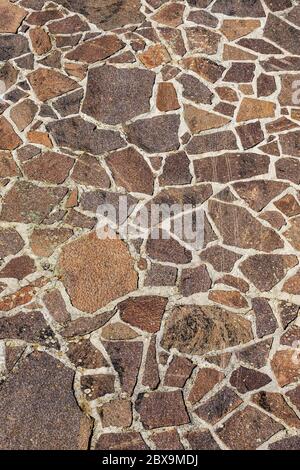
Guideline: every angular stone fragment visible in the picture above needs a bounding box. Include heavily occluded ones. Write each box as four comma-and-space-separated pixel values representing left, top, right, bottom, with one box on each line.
220, 19, 261, 41
195, 386, 242, 425
216, 274, 249, 293
265, 0, 292, 11
22, 151, 74, 184
180, 265, 211, 296
136, 390, 189, 429
30, 228, 73, 257
194, 153, 269, 183
103, 341, 143, 395
95, 432, 148, 450
81, 374, 114, 400
124, 115, 180, 153
186, 27, 220, 54
48, 15, 89, 34
0, 35, 29, 60
119, 296, 167, 333
156, 82, 179, 112
200, 245, 241, 272
188, 368, 224, 404
209, 290, 248, 309
278, 301, 299, 329
99, 399, 132, 428
187, 131, 237, 154
146, 234, 192, 264
209, 200, 283, 252
152, 3, 184, 27
184, 105, 230, 133
264, 13, 300, 55
28, 69, 79, 102
236, 122, 264, 150
177, 74, 213, 104
185, 430, 220, 450
0, 181, 67, 224
286, 386, 300, 412
47, 117, 125, 155
29, 27, 51, 55
164, 356, 195, 388
53, 89, 84, 117
275, 194, 300, 217
280, 325, 300, 346
65, 35, 124, 63
101, 322, 139, 341
223, 44, 257, 62
182, 57, 225, 83
107, 147, 154, 194
257, 73, 276, 98
212, 0, 265, 16
224, 63, 255, 83
0, 117, 21, 150
252, 298, 278, 338
269, 436, 300, 450
188, 9, 218, 28
237, 38, 282, 55
282, 272, 300, 295
43, 289, 70, 324
10, 99, 38, 132
230, 366, 271, 393
233, 180, 288, 212
71, 154, 110, 188
58, 232, 137, 313
0, 255, 35, 280
145, 264, 177, 287
138, 44, 170, 68
0, 0, 27, 33
67, 338, 107, 369
237, 98, 275, 122
142, 335, 160, 390
217, 406, 283, 450
159, 151, 191, 186
0, 352, 91, 449
276, 158, 300, 185
0, 228, 24, 259
83, 65, 154, 125
240, 254, 298, 291
151, 430, 183, 450
158, 27, 186, 56
236, 339, 272, 369
61, 310, 114, 338
0, 151, 19, 178
161, 305, 253, 356
272, 350, 300, 387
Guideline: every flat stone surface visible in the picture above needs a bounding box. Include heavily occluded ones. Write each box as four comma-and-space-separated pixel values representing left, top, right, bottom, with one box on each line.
119, 296, 167, 333
136, 391, 189, 429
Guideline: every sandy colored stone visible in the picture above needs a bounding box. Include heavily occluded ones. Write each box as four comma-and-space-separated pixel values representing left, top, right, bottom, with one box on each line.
237, 98, 275, 122
272, 350, 300, 387
0, 117, 21, 150
27, 131, 52, 148
223, 44, 257, 61
29, 27, 51, 55
142, 335, 160, 390
156, 82, 179, 112
188, 368, 224, 404
101, 322, 139, 340
184, 105, 230, 133
28, 68, 79, 101
220, 19, 261, 40
0, 0, 27, 33
119, 296, 167, 333
99, 399, 132, 428
58, 232, 137, 313
138, 44, 170, 68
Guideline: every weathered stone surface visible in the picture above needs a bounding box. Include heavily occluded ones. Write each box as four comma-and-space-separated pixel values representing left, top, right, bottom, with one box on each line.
164, 356, 195, 388
186, 26, 220, 54
67, 338, 107, 369
29, 27, 51, 55
200, 245, 241, 272
233, 180, 287, 212
216, 274, 249, 293
156, 82, 179, 112
241, 254, 298, 291
257, 73, 276, 98
31, 228, 72, 257
28, 69, 79, 101
252, 298, 278, 338
253, 391, 300, 429
22, 151, 74, 184
53, 89, 84, 117
179, 265, 211, 296
187, 131, 237, 155
184, 105, 230, 133
161, 305, 253, 356
264, 13, 300, 55
83, 65, 154, 125
195, 386, 242, 425
0, 0, 27, 33
101, 322, 139, 340
43, 289, 70, 324
209, 200, 283, 252
286, 385, 300, 412
209, 290, 248, 309
142, 335, 160, 390
99, 399, 132, 428
230, 366, 271, 393
182, 57, 225, 83
0, 151, 19, 178
146, 234, 192, 264
158, 28, 186, 56
103, 341, 143, 394
10, 99, 38, 132
47, 117, 125, 155
58, 232, 137, 313
283, 271, 300, 295
220, 19, 261, 41
136, 390, 189, 429
0, 255, 35, 280
119, 296, 167, 333
125, 115, 180, 154
95, 432, 148, 450
177, 74, 213, 104
280, 325, 300, 346
265, 0, 292, 11
0, 35, 29, 60
152, 2, 184, 27
217, 406, 283, 450
151, 430, 184, 450
0, 181, 67, 223
145, 264, 177, 287
107, 147, 154, 194
224, 63, 255, 83
0, 352, 91, 449
188, 368, 224, 404
81, 374, 115, 400
0, 117, 21, 150
71, 154, 110, 188
237, 98, 275, 122
188, 9, 218, 28
159, 151, 191, 186
278, 301, 299, 329
61, 310, 114, 338
275, 194, 300, 218
138, 44, 170, 68
236, 339, 272, 369
272, 350, 300, 387
185, 430, 220, 450
269, 436, 300, 450
236, 122, 264, 150
0, 228, 24, 259
194, 153, 269, 183
276, 158, 300, 185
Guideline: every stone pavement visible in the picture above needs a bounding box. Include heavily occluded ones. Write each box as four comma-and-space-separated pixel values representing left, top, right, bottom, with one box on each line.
0, 0, 300, 450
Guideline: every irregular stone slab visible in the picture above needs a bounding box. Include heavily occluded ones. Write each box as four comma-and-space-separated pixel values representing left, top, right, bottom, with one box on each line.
240, 254, 298, 291
187, 131, 237, 154
142, 335, 160, 389
161, 305, 253, 356
237, 38, 282, 54
66, 35, 124, 63
106, 147, 154, 194
81, 374, 114, 400
217, 406, 283, 450
47, 117, 126, 155
230, 366, 271, 393
0, 352, 91, 449
188, 368, 224, 404
272, 350, 300, 387
30, 228, 73, 257
119, 296, 167, 333
124, 115, 180, 153
194, 153, 269, 183
22, 151, 74, 184
95, 432, 148, 450
53, 89, 84, 117
177, 74, 213, 104
209, 200, 283, 252
28, 69, 79, 102
223, 44, 257, 61
0, 255, 35, 280
67, 338, 107, 369
151, 430, 184, 450
71, 154, 110, 188
236, 121, 264, 150
62, 310, 114, 338
0, 35, 29, 60
209, 290, 248, 309
253, 391, 300, 429
261, 56, 300, 72
145, 264, 177, 287
195, 386, 242, 424
275, 194, 300, 218
220, 19, 261, 41
83, 65, 154, 125
138, 44, 170, 68
146, 234, 192, 264
99, 398, 132, 428
237, 97, 275, 122
152, 2, 184, 27
276, 158, 300, 185
10, 99, 38, 131
101, 322, 139, 341
179, 265, 211, 296
279, 130, 300, 157
156, 82, 179, 112
103, 341, 143, 394
224, 63, 255, 83
236, 339, 272, 369
264, 13, 300, 55
269, 436, 300, 450
232, 180, 288, 212
136, 391, 189, 429
283, 272, 300, 295
29, 27, 51, 55
257, 73, 276, 98
186, 26, 221, 54
185, 430, 220, 450
181, 57, 225, 83
164, 356, 195, 388
58, 232, 137, 313
278, 301, 299, 330
0, 228, 24, 259
200, 245, 241, 272
54, 0, 144, 30
43, 289, 70, 324
212, 0, 265, 17
0, 0, 27, 33
159, 151, 192, 186
0, 181, 67, 224
0, 117, 22, 150
252, 297, 278, 338
184, 105, 230, 133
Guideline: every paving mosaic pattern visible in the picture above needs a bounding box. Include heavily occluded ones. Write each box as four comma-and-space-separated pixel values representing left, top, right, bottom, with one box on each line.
0, 0, 300, 450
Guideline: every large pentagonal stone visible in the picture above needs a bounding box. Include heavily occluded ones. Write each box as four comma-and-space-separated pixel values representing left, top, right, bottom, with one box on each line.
0, 351, 91, 450
57, 232, 137, 313
82, 65, 155, 125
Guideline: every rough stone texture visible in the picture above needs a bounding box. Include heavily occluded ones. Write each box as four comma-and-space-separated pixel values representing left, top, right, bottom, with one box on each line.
230, 366, 271, 393
136, 391, 189, 429
119, 296, 167, 333
179, 265, 211, 296
195, 386, 242, 424
28, 69, 79, 101
188, 368, 225, 404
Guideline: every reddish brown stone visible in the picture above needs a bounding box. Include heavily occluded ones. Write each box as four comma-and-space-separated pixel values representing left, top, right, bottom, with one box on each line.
252, 298, 278, 338
217, 406, 283, 450
156, 82, 179, 112
64, 210, 96, 230
48, 15, 89, 34
187, 131, 237, 155
240, 254, 298, 291
0, 117, 21, 150
43, 289, 70, 324
257, 73, 276, 97
213, 0, 265, 16
152, 3, 184, 27
272, 350, 300, 387
138, 44, 170, 68
188, 9, 218, 28
30, 228, 72, 257
253, 391, 300, 429
195, 386, 242, 425
101, 322, 139, 341
236, 122, 264, 150
186, 26, 220, 54
95, 432, 148, 450
22, 151, 74, 184
158, 27, 186, 56
276, 158, 300, 185
145, 264, 177, 287
0, 255, 35, 280
28, 69, 79, 102
177, 74, 213, 105
223, 44, 257, 61
214, 101, 236, 117
182, 57, 225, 83
260, 211, 286, 230
29, 27, 51, 55
146, 234, 192, 264
220, 19, 261, 40
150, 430, 183, 450
216, 275, 249, 293
184, 105, 230, 134
27, 130, 52, 148
188, 368, 224, 404
65, 35, 124, 63
159, 151, 192, 186
0, 228, 24, 259
278, 301, 299, 329
237, 97, 275, 122
10, 99, 38, 132
136, 390, 189, 429
269, 436, 300, 450
142, 335, 160, 390
99, 399, 132, 428
286, 386, 300, 412
67, 339, 107, 369
200, 245, 241, 273
224, 63, 255, 83
265, 0, 292, 11
281, 325, 300, 346
264, 13, 300, 55
71, 154, 110, 188
283, 271, 300, 295
61, 311, 114, 338
179, 265, 211, 296
107, 147, 154, 194
164, 356, 195, 388
81, 374, 114, 400
0, 152, 19, 178
194, 153, 269, 183
58, 233, 137, 314
230, 366, 271, 393
103, 341, 143, 394
275, 194, 300, 217
209, 290, 248, 309
119, 296, 167, 333
209, 200, 283, 252
236, 339, 272, 369
53, 89, 84, 117
185, 430, 220, 450
161, 305, 253, 356
233, 180, 288, 212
